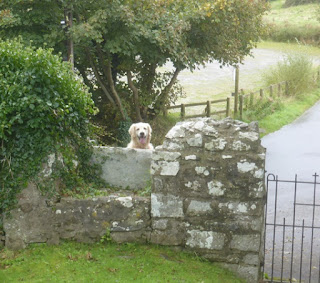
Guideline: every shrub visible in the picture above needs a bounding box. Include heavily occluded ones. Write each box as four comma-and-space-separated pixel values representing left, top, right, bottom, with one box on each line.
262, 53, 315, 96
0, 39, 100, 213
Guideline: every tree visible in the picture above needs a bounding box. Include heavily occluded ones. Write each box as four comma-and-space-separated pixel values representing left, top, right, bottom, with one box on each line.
0, 0, 268, 125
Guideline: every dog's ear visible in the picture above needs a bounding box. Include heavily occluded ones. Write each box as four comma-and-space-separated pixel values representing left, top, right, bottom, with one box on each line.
128, 124, 135, 137
146, 123, 152, 144
147, 123, 152, 134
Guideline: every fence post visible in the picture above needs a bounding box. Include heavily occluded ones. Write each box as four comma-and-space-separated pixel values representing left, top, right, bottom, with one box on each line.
206, 101, 211, 117
270, 85, 273, 98
226, 97, 230, 117
285, 81, 289, 96
234, 65, 239, 117
181, 104, 185, 120
260, 89, 264, 98
239, 95, 243, 120
278, 83, 281, 97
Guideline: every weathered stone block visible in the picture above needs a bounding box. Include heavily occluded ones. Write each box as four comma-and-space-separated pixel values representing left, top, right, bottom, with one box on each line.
151, 193, 184, 218
230, 234, 261, 252
186, 230, 225, 250
186, 200, 212, 216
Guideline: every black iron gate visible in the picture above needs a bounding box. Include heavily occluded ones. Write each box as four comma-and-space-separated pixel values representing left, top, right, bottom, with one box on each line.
264, 174, 320, 282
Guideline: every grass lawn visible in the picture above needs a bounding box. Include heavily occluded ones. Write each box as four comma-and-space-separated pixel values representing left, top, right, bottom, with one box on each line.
0, 241, 245, 283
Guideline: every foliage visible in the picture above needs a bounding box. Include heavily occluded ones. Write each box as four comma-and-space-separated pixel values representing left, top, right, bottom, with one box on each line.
249, 88, 320, 136
0, 39, 101, 213
263, 1, 320, 44
243, 97, 284, 121
0, 241, 245, 282
262, 53, 315, 96
284, 0, 318, 7
0, 0, 268, 131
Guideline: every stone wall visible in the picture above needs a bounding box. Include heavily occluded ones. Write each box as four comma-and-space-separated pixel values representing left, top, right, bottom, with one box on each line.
92, 146, 153, 190
2, 117, 266, 283
150, 118, 266, 282
4, 183, 151, 250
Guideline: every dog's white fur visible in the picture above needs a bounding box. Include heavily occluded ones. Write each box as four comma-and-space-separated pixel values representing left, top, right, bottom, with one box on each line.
127, 122, 154, 150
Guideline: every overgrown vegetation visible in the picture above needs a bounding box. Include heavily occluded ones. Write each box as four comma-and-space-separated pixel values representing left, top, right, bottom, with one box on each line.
242, 51, 320, 134
0, 241, 245, 282
0, 0, 268, 145
0, 39, 103, 214
284, 0, 318, 7
262, 53, 316, 96
264, 0, 320, 44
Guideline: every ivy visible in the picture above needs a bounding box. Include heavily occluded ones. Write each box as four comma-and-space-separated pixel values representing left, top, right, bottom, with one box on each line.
0, 39, 103, 214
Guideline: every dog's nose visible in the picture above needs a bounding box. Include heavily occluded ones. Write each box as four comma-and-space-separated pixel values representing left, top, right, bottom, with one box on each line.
139, 132, 145, 137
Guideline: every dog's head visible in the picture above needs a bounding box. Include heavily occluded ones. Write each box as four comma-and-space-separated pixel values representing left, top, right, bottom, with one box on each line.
128, 122, 152, 146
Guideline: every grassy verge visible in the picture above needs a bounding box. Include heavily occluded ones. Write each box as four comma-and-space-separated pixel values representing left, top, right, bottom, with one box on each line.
0, 241, 244, 283
244, 88, 320, 136
263, 0, 320, 44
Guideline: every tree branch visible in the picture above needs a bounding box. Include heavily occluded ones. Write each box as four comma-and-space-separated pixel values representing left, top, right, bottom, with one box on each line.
85, 48, 116, 105
106, 61, 126, 120
127, 71, 142, 122
157, 67, 181, 111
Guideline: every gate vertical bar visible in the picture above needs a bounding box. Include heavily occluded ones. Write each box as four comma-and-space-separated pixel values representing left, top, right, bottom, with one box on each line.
263, 174, 273, 276
271, 175, 279, 281
299, 219, 305, 283
290, 175, 298, 281
281, 217, 286, 282
308, 173, 318, 281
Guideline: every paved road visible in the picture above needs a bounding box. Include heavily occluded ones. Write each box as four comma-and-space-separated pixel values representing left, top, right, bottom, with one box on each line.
262, 100, 320, 282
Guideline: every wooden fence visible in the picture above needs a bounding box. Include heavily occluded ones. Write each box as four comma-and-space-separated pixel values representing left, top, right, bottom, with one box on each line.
164, 68, 320, 121
164, 81, 288, 120
164, 98, 231, 120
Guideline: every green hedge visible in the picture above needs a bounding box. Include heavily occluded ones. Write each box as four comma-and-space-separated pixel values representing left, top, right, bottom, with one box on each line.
0, 40, 99, 214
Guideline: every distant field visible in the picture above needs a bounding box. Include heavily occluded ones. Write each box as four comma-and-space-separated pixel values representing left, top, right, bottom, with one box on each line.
263, 0, 320, 43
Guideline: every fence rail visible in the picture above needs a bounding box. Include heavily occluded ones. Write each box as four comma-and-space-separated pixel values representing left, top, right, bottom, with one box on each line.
164, 97, 231, 120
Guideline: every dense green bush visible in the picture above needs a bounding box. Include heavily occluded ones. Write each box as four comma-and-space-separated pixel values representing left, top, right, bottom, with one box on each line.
262, 53, 315, 96
0, 39, 100, 213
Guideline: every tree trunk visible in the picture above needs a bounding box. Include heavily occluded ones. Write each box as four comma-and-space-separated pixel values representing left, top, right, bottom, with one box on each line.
127, 72, 143, 122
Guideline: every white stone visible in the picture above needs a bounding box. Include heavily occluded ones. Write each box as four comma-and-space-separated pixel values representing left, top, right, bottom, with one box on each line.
185, 155, 197, 160
117, 196, 133, 208
187, 133, 203, 147
208, 180, 225, 196
222, 155, 232, 159
153, 151, 181, 161
159, 161, 180, 176
55, 209, 62, 215
232, 141, 250, 151
151, 193, 184, 218
165, 125, 186, 139
194, 120, 205, 130
205, 138, 227, 151
187, 200, 212, 215
237, 203, 248, 213
184, 181, 201, 191
186, 230, 225, 250
254, 169, 264, 179
239, 131, 259, 141
195, 166, 209, 176
237, 161, 256, 173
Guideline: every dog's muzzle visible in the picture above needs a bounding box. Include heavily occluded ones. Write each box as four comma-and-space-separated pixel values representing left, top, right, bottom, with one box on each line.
139, 133, 147, 144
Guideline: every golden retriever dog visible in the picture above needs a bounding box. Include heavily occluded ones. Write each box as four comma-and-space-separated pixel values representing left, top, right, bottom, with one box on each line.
127, 122, 154, 150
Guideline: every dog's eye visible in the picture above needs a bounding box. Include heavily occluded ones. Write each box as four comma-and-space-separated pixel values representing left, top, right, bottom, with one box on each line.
136, 128, 140, 131
143, 127, 146, 130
